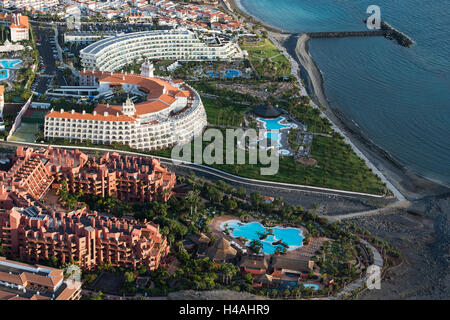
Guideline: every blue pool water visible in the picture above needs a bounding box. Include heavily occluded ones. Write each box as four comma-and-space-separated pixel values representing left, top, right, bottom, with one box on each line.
206, 69, 240, 79
206, 71, 219, 78
224, 69, 240, 78
279, 281, 319, 290
0, 59, 22, 69
257, 116, 295, 142
303, 283, 319, 290
221, 219, 303, 254
0, 70, 9, 80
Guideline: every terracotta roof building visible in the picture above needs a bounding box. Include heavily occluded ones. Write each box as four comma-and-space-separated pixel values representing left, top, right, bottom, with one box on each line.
238, 255, 268, 275
0, 146, 176, 203
270, 256, 314, 276
45, 63, 207, 151
0, 256, 81, 300
0, 13, 30, 42
0, 207, 170, 270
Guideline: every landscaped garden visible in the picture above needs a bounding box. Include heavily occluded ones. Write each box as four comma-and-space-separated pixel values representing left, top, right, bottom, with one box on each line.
239, 37, 291, 79
32, 172, 400, 300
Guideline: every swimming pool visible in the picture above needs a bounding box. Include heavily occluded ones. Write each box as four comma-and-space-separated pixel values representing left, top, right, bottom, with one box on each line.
303, 283, 319, 290
257, 116, 297, 154
221, 219, 303, 254
0, 69, 9, 80
0, 59, 22, 69
224, 69, 240, 78
206, 71, 219, 78
206, 69, 240, 79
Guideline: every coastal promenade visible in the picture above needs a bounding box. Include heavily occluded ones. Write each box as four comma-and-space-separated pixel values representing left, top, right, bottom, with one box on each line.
269, 32, 406, 201
331, 239, 384, 300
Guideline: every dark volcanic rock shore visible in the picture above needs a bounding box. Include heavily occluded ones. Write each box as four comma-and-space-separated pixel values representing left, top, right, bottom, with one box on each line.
353, 193, 449, 299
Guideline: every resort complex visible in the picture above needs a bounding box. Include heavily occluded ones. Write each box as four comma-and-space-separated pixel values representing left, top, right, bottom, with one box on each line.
0, 0, 440, 305
0, 256, 82, 300
0, 146, 172, 271
80, 29, 245, 72
0, 146, 176, 202
44, 61, 208, 151
0, 206, 170, 270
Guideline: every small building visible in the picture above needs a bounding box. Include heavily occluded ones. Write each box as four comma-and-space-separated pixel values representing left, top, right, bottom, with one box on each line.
252, 104, 281, 119
239, 255, 268, 275
206, 238, 237, 263
270, 256, 314, 278
263, 196, 274, 204
252, 273, 281, 289
187, 233, 210, 248
0, 256, 82, 300
9, 14, 30, 43
30, 102, 51, 110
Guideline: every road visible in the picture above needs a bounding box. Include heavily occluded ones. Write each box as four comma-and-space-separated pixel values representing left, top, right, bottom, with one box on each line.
32, 25, 57, 95
0, 140, 389, 202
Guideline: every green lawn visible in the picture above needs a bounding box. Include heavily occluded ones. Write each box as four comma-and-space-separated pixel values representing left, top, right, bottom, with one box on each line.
202, 96, 248, 127
240, 38, 291, 78
241, 38, 282, 59
152, 130, 388, 195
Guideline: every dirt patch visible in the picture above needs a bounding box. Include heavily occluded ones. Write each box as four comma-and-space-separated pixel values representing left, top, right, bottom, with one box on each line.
90, 272, 125, 296
296, 157, 318, 167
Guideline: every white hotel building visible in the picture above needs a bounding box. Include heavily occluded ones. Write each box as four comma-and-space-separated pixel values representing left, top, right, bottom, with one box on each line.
3, 0, 59, 11
44, 62, 208, 151
80, 29, 244, 72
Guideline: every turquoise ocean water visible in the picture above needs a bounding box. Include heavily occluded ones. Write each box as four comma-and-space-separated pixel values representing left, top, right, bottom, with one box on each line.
240, 0, 450, 185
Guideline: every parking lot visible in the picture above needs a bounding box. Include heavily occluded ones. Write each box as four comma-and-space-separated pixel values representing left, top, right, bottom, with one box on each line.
31, 25, 61, 95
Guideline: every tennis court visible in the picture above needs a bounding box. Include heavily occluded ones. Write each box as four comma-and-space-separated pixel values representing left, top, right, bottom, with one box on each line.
8, 122, 40, 142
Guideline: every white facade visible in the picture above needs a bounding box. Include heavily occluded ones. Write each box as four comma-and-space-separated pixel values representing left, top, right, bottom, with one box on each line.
8, 0, 59, 11
64, 31, 122, 44
44, 73, 208, 151
80, 29, 244, 72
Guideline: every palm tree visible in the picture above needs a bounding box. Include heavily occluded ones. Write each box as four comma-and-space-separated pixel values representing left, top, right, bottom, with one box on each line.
186, 190, 200, 216
219, 263, 236, 285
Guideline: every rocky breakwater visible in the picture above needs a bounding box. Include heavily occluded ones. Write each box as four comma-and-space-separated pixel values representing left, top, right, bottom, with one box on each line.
381, 21, 415, 47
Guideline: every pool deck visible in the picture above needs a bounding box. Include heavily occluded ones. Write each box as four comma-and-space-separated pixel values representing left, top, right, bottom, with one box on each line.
209, 215, 249, 249
209, 215, 326, 259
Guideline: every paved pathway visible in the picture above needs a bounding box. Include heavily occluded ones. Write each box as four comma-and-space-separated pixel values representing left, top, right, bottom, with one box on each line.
331, 238, 384, 299
322, 200, 411, 222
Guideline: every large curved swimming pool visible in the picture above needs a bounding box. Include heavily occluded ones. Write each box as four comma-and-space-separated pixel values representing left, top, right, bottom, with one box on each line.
257, 116, 297, 155
221, 219, 303, 254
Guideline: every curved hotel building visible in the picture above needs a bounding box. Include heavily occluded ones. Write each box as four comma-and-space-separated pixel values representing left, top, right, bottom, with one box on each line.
44, 61, 207, 151
80, 29, 244, 72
